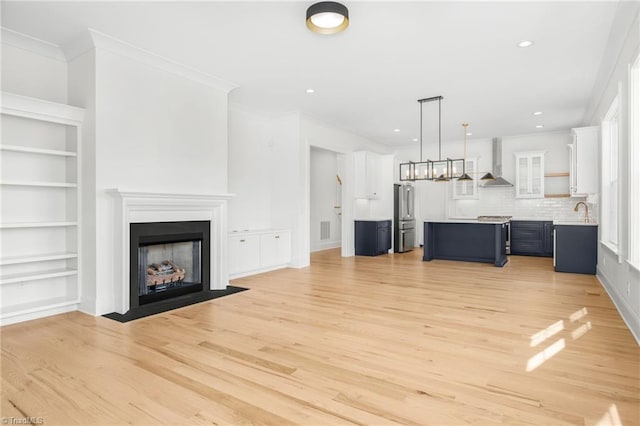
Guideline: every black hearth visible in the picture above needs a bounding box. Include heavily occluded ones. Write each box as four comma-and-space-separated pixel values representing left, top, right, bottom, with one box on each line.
130, 220, 210, 310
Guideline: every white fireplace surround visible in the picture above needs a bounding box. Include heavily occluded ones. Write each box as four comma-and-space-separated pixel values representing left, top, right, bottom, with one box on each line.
109, 189, 235, 314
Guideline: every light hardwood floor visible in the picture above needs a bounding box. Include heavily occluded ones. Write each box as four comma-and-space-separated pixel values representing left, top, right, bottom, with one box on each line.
2, 249, 639, 425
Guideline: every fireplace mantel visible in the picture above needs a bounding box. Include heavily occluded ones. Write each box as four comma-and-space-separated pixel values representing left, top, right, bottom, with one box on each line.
109, 189, 235, 314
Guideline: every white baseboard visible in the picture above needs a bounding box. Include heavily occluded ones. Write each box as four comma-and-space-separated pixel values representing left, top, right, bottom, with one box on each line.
0, 302, 79, 326
229, 263, 290, 280
311, 241, 341, 253
597, 267, 640, 346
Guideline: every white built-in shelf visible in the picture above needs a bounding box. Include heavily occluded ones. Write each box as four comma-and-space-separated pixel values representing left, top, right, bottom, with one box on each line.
1, 91, 84, 325
0, 252, 78, 265
0, 268, 77, 285
0, 221, 77, 229
0, 144, 77, 157
0, 180, 77, 188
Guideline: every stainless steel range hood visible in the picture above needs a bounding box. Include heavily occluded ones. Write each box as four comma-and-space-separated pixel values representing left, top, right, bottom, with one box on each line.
481, 137, 513, 187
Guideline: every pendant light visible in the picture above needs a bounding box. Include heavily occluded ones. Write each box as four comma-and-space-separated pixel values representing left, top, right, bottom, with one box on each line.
306, 2, 349, 35
457, 123, 473, 181
399, 96, 464, 182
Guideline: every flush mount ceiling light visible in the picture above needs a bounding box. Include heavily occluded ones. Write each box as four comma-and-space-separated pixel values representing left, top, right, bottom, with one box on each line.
536, 124, 544, 128
306, 88, 315, 93
517, 40, 534, 48
533, 111, 543, 115
306, 2, 349, 35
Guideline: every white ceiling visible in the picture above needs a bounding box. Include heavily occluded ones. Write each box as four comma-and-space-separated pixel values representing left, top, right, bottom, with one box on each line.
1, 1, 620, 146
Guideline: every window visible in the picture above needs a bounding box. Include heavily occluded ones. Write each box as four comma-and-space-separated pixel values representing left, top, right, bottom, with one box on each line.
601, 91, 620, 252
629, 54, 640, 267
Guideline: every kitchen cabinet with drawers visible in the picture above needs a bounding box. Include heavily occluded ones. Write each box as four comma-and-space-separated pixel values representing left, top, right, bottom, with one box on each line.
510, 220, 553, 257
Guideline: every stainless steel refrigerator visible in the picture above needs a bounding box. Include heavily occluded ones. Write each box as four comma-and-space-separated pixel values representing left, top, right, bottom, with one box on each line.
394, 184, 416, 252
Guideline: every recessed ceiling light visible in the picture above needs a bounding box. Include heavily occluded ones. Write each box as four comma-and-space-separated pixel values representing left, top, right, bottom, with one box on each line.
393, 129, 401, 133
533, 111, 543, 116
466, 132, 473, 136
517, 40, 534, 48
412, 138, 418, 142
306, 88, 315, 93
536, 124, 544, 129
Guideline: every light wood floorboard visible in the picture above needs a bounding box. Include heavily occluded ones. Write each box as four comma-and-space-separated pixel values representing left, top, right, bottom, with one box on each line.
1, 249, 639, 425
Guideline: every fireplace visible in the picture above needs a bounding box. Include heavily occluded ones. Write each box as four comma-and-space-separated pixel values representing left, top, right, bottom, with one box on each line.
129, 221, 210, 310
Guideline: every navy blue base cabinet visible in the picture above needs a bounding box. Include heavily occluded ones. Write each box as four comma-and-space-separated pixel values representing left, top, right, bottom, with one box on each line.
355, 220, 392, 256
423, 222, 508, 267
510, 220, 553, 257
555, 225, 597, 274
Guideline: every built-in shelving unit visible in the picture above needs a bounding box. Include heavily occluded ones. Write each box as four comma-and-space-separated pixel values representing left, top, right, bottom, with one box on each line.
1, 91, 84, 325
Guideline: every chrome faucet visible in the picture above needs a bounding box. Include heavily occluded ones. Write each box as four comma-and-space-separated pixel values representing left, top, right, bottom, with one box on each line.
574, 201, 589, 223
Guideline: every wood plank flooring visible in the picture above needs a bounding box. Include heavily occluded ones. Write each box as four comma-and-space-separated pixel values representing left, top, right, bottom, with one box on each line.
2, 249, 639, 425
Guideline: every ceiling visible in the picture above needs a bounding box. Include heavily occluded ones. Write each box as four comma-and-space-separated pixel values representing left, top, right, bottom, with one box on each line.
1, 1, 620, 147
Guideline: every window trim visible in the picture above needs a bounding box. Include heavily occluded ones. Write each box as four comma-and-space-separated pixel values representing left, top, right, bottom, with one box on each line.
628, 52, 640, 269
601, 86, 621, 254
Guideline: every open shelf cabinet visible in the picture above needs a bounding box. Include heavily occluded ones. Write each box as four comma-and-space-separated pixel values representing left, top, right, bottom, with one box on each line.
1, 92, 84, 325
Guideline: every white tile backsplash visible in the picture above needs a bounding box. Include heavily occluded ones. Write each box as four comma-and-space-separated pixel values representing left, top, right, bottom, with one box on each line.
448, 187, 598, 222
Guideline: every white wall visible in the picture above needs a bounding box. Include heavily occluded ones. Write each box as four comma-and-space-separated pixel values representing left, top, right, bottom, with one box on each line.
1, 29, 67, 103
67, 32, 230, 315
228, 110, 391, 261
585, 4, 640, 343
310, 147, 341, 252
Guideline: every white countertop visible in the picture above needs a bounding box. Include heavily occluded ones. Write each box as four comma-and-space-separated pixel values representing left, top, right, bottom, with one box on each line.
425, 219, 509, 224
354, 218, 393, 222
553, 220, 598, 226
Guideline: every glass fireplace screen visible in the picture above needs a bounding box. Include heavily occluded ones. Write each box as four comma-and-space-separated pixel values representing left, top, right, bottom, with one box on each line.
138, 240, 202, 296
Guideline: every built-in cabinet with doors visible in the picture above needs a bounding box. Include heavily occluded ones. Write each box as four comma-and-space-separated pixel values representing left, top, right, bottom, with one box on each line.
515, 151, 545, 198
228, 229, 291, 279
452, 158, 479, 199
0, 92, 84, 325
569, 126, 599, 196
354, 151, 381, 199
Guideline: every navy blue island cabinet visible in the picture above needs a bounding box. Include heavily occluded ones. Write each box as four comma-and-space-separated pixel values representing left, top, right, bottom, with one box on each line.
355, 220, 392, 256
423, 221, 508, 267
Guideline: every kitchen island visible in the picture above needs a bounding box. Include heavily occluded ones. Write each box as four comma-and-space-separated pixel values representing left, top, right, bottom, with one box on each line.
423, 219, 508, 267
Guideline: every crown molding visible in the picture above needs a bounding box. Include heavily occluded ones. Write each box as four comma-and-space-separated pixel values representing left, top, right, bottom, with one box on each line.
63, 28, 238, 93
1, 27, 66, 62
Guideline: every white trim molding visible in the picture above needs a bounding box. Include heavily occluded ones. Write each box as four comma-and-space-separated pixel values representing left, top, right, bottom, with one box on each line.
108, 189, 235, 315
597, 268, 640, 346
1, 27, 66, 62
63, 28, 238, 93
1, 91, 85, 125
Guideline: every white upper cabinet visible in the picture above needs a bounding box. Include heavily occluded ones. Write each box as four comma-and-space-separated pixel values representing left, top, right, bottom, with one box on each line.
354, 151, 381, 199
569, 126, 599, 196
452, 158, 479, 199
515, 151, 545, 198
